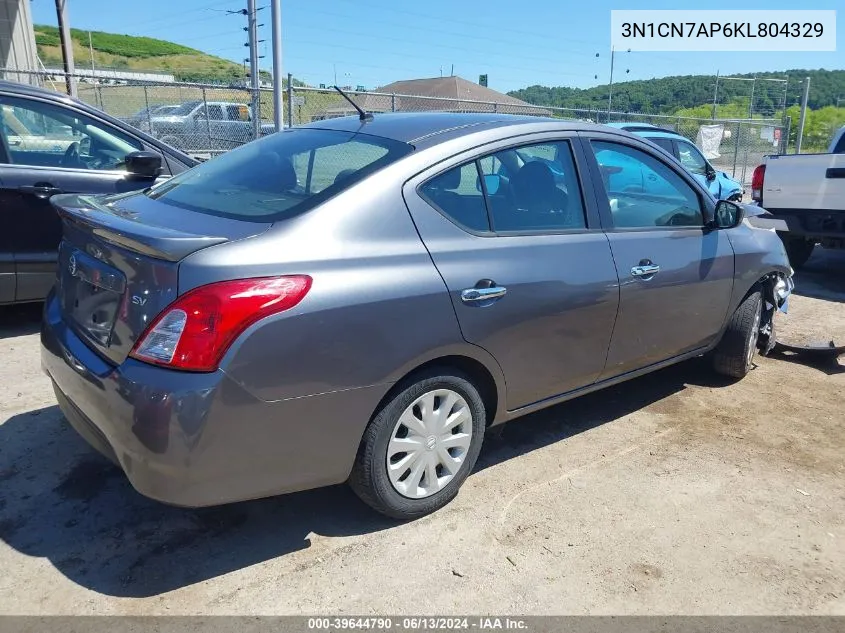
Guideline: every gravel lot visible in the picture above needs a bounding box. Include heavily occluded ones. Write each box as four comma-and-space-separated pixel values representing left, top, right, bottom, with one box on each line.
1, 249, 843, 616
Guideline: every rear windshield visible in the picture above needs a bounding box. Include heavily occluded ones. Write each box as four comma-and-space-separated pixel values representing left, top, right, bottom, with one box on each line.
146, 128, 412, 221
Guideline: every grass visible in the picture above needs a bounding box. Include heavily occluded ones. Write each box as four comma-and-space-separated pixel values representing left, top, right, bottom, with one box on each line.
35, 25, 196, 58
34, 26, 245, 83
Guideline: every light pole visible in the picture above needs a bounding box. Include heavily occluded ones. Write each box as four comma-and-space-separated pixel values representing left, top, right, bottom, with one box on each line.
271, 0, 283, 131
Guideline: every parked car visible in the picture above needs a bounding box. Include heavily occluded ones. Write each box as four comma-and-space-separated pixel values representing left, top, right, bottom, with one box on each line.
750, 128, 845, 267
605, 122, 744, 201
0, 80, 198, 305
42, 113, 793, 519
123, 104, 183, 131
145, 100, 278, 153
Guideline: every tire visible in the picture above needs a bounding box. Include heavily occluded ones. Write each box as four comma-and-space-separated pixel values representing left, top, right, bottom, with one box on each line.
780, 235, 815, 269
349, 369, 486, 520
712, 290, 763, 379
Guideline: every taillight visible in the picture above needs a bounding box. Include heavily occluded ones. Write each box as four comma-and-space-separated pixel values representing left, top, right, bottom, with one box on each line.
751, 164, 765, 203
130, 275, 311, 372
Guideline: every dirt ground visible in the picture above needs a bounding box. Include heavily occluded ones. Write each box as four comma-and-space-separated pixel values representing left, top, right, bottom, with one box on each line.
0, 249, 843, 616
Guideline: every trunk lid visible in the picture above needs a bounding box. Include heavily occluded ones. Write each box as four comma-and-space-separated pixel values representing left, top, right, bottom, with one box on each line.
52, 191, 271, 365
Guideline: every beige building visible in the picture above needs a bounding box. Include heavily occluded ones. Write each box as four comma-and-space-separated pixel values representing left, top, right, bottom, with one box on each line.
1, 0, 39, 85
313, 75, 548, 120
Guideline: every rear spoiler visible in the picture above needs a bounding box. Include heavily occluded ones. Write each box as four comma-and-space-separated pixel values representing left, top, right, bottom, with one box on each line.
52, 193, 227, 262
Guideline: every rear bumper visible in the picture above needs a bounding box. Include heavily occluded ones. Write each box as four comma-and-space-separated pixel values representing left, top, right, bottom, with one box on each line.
41, 291, 384, 507
765, 209, 845, 244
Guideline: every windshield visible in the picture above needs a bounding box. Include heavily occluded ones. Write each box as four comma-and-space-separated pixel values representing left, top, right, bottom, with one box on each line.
145, 128, 413, 221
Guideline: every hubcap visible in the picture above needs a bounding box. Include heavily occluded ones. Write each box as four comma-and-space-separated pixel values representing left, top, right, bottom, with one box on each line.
386, 389, 473, 499
747, 301, 762, 366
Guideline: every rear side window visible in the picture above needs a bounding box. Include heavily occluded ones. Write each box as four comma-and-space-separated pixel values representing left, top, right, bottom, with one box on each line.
420, 140, 587, 233
146, 129, 412, 221
648, 137, 675, 154
420, 163, 489, 232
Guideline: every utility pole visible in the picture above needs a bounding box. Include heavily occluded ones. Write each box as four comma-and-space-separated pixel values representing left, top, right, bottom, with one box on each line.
796, 76, 810, 154
712, 71, 719, 120
607, 46, 615, 115
55, 0, 76, 97
271, 0, 283, 131
748, 76, 756, 119
88, 31, 95, 74
246, 0, 261, 140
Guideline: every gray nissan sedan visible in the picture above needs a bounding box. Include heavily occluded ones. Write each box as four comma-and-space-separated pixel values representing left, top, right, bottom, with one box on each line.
41, 112, 793, 519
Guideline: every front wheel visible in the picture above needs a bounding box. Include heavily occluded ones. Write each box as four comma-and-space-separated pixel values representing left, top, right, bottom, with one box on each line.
712, 290, 763, 379
349, 370, 486, 520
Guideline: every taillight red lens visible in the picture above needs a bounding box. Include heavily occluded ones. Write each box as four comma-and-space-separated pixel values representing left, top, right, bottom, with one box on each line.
751, 164, 766, 202
130, 275, 311, 372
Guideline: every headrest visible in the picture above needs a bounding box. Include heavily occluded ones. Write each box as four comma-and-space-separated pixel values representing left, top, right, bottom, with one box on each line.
333, 168, 356, 186
512, 161, 555, 193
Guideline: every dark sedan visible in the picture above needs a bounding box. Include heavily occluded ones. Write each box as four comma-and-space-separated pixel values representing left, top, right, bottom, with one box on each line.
0, 80, 197, 305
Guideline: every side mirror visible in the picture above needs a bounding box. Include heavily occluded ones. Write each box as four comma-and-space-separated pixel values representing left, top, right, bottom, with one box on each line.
713, 199, 744, 229
125, 151, 162, 179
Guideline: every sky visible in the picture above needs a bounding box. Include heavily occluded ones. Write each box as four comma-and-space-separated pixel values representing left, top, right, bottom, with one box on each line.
30, 0, 844, 93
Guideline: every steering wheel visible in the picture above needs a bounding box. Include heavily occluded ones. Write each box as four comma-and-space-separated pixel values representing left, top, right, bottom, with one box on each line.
61, 142, 81, 168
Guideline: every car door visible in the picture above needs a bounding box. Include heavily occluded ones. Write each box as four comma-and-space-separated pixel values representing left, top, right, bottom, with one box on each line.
404, 135, 620, 410
225, 104, 252, 146
582, 134, 735, 380
0, 95, 170, 303
0, 129, 14, 303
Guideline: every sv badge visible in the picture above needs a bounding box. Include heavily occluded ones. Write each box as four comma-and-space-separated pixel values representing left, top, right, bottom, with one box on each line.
131, 295, 148, 306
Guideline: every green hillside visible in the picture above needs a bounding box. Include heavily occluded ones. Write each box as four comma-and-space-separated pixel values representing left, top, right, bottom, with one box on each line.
509, 69, 845, 116
34, 24, 260, 84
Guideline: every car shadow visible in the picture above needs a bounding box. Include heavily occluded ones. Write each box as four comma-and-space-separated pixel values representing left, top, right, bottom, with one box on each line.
0, 303, 42, 339
476, 357, 728, 472
0, 357, 724, 599
793, 248, 845, 304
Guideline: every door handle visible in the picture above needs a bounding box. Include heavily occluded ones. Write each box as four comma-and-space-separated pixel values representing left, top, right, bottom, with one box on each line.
461, 286, 507, 303
18, 184, 63, 198
631, 264, 660, 278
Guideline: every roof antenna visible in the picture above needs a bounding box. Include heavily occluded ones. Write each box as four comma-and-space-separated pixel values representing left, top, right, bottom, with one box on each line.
333, 85, 373, 122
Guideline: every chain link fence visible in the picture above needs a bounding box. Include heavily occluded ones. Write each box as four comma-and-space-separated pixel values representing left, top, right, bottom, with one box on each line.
11, 71, 787, 185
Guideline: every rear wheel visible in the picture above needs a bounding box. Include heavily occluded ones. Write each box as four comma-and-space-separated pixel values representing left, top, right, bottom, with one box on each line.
780, 234, 815, 269
712, 290, 763, 379
349, 370, 486, 520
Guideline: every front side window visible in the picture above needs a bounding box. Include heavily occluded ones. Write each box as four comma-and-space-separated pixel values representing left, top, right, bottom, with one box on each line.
591, 140, 703, 228
0, 97, 142, 171
675, 139, 708, 176
145, 128, 412, 221
420, 139, 587, 233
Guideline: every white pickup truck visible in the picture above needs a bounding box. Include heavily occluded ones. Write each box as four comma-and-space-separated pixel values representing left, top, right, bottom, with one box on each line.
750, 126, 845, 267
